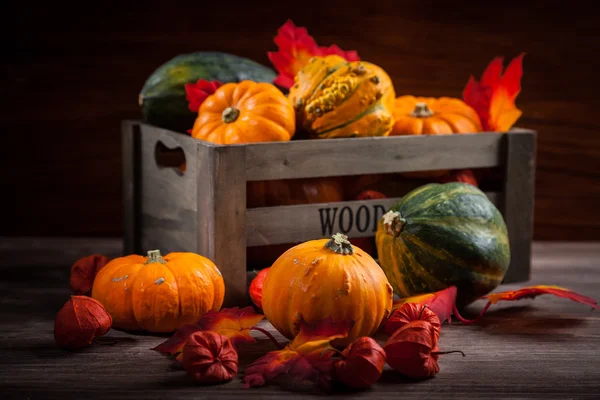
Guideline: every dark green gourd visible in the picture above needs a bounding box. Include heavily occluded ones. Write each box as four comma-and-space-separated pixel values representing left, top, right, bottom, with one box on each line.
375, 182, 511, 306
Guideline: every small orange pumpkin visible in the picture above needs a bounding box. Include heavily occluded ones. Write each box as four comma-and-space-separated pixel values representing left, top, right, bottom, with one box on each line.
261, 233, 394, 347
190, 80, 295, 144
391, 95, 483, 178
391, 95, 482, 136
91, 250, 225, 333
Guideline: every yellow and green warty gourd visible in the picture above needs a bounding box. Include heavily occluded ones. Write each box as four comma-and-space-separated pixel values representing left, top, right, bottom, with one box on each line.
288, 55, 396, 138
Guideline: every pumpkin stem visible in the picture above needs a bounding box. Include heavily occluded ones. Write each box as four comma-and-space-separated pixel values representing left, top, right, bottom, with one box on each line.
222, 107, 240, 123
411, 102, 434, 118
382, 210, 407, 237
146, 250, 166, 264
325, 233, 354, 255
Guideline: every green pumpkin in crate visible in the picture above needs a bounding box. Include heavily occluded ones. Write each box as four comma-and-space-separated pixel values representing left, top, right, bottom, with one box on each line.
375, 182, 510, 306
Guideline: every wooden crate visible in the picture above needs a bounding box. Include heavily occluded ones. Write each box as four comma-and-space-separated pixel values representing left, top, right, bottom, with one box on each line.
122, 120, 537, 307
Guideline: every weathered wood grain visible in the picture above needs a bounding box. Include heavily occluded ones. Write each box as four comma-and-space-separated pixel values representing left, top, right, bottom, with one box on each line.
1, 241, 598, 399
502, 131, 537, 283
246, 192, 499, 246
197, 144, 248, 307
244, 132, 507, 181
138, 123, 200, 254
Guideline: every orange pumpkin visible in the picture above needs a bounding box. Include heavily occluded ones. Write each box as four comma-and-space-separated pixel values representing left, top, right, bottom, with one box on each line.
246, 177, 345, 269
91, 250, 225, 333
190, 80, 295, 144
391, 95, 483, 178
261, 233, 394, 347
391, 95, 482, 136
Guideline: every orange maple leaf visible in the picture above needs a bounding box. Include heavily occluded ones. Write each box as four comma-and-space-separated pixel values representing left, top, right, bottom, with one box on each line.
152, 306, 264, 358
463, 53, 525, 132
243, 316, 353, 391
267, 19, 359, 89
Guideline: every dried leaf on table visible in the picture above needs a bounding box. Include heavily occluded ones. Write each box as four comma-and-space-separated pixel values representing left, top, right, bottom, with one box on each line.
267, 19, 359, 89
243, 316, 353, 391
54, 295, 112, 350
152, 306, 265, 358
454, 285, 600, 324
393, 286, 457, 324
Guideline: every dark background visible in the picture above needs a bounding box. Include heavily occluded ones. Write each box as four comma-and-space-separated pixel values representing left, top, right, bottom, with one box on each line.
3, 0, 599, 241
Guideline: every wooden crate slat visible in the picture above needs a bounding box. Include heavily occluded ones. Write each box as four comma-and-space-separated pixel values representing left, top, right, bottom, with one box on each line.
137, 123, 200, 254
501, 131, 537, 283
196, 145, 248, 307
244, 132, 508, 181
246, 192, 499, 246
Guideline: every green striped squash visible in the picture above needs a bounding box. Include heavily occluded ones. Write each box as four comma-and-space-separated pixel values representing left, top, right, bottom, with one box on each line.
139, 52, 277, 133
375, 182, 511, 306
287, 55, 396, 139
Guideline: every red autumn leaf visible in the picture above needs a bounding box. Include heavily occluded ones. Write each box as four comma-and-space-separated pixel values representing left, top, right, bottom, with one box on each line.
384, 303, 441, 342
181, 331, 238, 383
152, 306, 265, 357
268, 19, 359, 89
69, 254, 110, 296
454, 285, 600, 324
463, 53, 525, 131
243, 316, 353, 391
54, 295, 112, 350
185, 79, 223, 113
333, 337, 386, 389
393, 286, 457, 324
152, 323, 200, 357
249, 267, 270, 310
437, 169, 478, 187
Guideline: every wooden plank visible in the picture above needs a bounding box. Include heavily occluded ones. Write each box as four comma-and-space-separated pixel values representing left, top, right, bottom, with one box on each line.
137, 124, 200, 254
247, 192, 499, 246
121, 120, 141, 256
244, 132, 515, 181
502, 130, 537, 283
197, 144, 248, 307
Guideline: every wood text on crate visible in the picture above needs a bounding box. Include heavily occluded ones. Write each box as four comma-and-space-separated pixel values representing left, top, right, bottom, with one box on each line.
245, 194, 499, 247
318, 203, 388, 236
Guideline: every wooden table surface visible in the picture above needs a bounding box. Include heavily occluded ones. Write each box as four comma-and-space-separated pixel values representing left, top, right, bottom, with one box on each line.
1, 241, 599, 399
